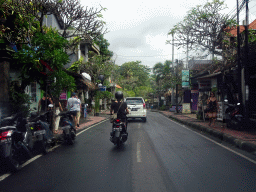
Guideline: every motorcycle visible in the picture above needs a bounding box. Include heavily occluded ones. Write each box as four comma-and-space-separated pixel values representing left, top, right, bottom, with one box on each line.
0, 108, 54, 172
58, 111, 76, 145
28, 111, 53, 154
225, 102, 244, 129
110, 118, 128, 147
0, 116, 33, 172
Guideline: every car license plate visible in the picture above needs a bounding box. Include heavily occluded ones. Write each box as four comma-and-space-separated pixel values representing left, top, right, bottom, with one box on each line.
131, 108, 138, 111
34, 130, 46, 136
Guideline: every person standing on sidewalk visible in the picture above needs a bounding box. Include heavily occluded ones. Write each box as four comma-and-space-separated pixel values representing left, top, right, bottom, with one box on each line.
75, 94, 81, 128
206, 92, 219, 127
66, 92, 80, 129
53, 97, 63, 134
38, 93, 53, 113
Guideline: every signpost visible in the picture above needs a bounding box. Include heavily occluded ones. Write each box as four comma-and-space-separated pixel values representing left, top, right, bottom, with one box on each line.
99, 86, 106, 91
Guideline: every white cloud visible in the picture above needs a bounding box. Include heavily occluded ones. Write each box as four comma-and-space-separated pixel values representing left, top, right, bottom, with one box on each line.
81, 0, 256, 67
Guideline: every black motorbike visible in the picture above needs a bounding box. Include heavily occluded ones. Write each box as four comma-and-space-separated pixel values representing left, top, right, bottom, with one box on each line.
225, 102, 244, 129
28, 111, 53, 154
0, 109, 54, 172
0, 115, 33, 172
110, 118, 128, 147
58, 111, 76, 145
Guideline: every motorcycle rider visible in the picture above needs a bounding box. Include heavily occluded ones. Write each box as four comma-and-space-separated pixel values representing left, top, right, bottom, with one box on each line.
110, 91, 129, 133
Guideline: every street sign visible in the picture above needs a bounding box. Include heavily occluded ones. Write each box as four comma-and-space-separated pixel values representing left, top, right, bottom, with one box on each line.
99, 86, 106, 91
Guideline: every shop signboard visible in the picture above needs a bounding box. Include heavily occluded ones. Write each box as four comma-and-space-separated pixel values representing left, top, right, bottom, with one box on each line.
182, 70, 190, 88
199, 80, 211, 91
59, 91, 67, 100
217, 102, 223, 121
182, 103, 191, 113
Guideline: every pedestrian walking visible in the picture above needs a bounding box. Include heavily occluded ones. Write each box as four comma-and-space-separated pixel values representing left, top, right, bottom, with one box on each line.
206, 92, 219, 127
66, 92, 80, 129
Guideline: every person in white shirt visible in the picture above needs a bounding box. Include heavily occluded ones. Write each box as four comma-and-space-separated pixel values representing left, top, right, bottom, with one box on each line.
66, 92, 80, 129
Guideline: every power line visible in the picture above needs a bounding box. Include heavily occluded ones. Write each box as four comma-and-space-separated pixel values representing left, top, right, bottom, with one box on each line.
116, 54, 183, 58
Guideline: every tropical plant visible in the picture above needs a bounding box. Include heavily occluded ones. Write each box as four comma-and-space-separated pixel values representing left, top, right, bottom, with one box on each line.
168, 0, 236, 59
12, 28, 76, 98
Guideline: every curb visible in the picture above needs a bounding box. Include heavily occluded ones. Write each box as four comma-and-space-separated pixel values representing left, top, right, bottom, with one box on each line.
53, 116, 108, 142
160, 112, 256, 154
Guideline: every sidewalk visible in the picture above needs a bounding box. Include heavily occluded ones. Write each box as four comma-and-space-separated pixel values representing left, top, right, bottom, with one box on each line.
53, 110, 109, 140
159, 111, 256, 154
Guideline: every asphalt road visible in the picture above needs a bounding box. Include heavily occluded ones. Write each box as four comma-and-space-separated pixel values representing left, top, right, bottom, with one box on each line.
0, 111, 256, 192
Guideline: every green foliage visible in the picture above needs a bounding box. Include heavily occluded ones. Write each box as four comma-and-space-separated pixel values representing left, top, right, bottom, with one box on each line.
168, 0, 236, 58
119, 61, 150, 91
12, 27, 75, 98
160, 105, 166, 111
68, 56, 84, 72
0, 0, 40, 44
152, 60, 183, 94
82, 52, 115, 84
9, 88, 31, 117
93, 34, 113, 59
124, 90, 136, 97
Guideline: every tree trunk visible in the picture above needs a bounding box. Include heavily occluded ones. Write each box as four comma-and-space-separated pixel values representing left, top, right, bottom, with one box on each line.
0, 60, 10, 116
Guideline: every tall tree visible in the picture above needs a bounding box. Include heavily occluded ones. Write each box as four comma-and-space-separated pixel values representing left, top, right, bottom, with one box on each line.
168, 0, 236, 59
12, 28, 76, 97
93, 34, 113, 59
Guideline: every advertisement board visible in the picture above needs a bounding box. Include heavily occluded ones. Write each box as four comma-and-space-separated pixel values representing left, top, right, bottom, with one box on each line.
182, 70, 190, 88
59, 91, 67, 100
182, 103, 191, 113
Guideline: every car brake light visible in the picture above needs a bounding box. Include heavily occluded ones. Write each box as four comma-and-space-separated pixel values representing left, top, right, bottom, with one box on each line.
0, 131, 12, 140
143, 103, 146, 108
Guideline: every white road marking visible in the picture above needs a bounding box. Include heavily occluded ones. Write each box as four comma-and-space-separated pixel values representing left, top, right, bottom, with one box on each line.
137, 142, 142, 162
162, 114, 256, 165
0, 119, 108, 181
138, 123, 141, 129
77, 119, 108, 136
0, 173, 11, 181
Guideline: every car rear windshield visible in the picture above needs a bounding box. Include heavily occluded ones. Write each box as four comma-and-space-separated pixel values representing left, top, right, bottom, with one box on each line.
126, 98, 144, 105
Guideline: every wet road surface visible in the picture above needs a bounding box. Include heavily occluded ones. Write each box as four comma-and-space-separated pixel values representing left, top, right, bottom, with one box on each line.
0, 111, 256, 192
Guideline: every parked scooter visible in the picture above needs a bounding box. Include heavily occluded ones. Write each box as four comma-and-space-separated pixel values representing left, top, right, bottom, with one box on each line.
28, 111, 53, 154
58, 111, 76, 145
0, 116, 33, 172
225, 101, 244, 129
0, 106, 54, 172
110, 118, 128, 147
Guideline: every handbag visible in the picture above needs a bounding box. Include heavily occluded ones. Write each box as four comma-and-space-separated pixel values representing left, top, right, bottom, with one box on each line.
110, 101, 123, 123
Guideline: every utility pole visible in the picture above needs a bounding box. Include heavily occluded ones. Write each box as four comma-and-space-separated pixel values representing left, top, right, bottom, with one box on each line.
243, 0, 249, 122
171, 32, 175, 105
186, 33, 189, 69
175, 59, 179, 113
237, 0, 242, 108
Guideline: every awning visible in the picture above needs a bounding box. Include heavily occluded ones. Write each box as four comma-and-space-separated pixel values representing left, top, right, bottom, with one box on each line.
81, 79, 96, 90
197, 72, 221, 79
116, 84, 122, 89
81, 72, 91, 81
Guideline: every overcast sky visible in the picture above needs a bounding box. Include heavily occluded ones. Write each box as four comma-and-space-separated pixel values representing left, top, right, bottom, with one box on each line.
81, 0, 256, 68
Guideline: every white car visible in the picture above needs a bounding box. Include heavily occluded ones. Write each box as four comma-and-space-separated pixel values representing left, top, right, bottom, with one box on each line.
125, 97, 147, 122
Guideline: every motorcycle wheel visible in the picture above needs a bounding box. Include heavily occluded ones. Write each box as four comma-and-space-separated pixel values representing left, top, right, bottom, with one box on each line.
68, 129, 76, 145
41, 137, 50, 155
7, 145, 21, 172
226, 119, 231, 128
116, 139, 122, 147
